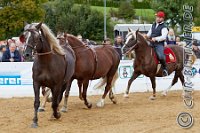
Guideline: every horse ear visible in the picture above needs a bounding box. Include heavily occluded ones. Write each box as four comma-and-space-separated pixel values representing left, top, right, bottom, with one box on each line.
128, 27, 132, 32
24, 21, 28, 26
136, 28, 139, 35
64, 32, 67, 38
135, 28, 140, 40
36, 22, 43, 30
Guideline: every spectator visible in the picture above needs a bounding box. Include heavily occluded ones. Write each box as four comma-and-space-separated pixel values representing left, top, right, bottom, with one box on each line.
0, 45, 6, 62
113, 36, 124, 60
77, 34, 83, 42
2, 43, 22, 62
102, 38, 112, 45
192, 39, 200, 58
165, 28, 176, 45
77, 34, 90, 46
175, 36, 181, 45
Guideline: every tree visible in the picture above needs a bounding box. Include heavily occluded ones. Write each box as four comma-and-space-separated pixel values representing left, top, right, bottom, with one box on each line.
118, 1, 135, 20
150, 0, 197, 28
44, 0, 112, 41
0, 0, 46, 40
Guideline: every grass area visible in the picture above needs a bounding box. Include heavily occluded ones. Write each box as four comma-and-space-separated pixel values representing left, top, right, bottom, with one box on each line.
90, 6, 118, 16
135, 9, 155, 21
91, 6, 155, 21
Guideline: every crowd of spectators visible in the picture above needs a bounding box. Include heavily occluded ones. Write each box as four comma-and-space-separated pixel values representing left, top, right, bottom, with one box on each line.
1, 30, 200, 63
0, 38, 23, 62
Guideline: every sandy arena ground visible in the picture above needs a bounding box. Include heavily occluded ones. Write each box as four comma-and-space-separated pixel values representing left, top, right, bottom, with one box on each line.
0, 90, 199, 133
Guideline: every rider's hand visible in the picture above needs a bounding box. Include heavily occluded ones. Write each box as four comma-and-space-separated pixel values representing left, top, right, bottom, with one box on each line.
9, 58, 14, 62
143, 34, 148, 39
152, 37, 156, 42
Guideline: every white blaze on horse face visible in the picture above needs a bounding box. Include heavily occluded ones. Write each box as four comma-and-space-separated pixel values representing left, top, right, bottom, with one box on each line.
125, 31, 136, 45
25, 32, 31, 44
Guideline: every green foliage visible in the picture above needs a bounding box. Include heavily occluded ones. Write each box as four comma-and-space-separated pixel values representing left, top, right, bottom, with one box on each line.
74, 0, 120, 8
0, 0, 45, 40
118, 1, 135, 20
131, 0, 151, 9
150, 0, 198, 28
44, 0, 111, 41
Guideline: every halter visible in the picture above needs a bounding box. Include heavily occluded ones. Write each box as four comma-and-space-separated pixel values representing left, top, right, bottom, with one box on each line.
24, 28, 53, 56
123, 33, 138, 55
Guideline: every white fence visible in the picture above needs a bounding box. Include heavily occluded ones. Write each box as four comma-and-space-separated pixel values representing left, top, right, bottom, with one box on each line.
0, 60, 200, 98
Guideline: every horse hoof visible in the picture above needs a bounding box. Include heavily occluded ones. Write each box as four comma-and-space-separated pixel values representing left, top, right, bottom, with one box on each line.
123, 93, 129, 98
96, 100, 105, 107
112, 99, 117, 104
38, 107, 45, 112
87, 103, 92, 109
61, 107, 68, 112
149, 96, 156, 100
31, 123, 38, 128
79, 96, 83, 101
47, 97, 52, 102
161, 91, 167, 96
54, 112, 61, 119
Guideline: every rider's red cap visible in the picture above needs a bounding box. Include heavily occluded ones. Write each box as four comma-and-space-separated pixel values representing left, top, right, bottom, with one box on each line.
155, 11, 165, 18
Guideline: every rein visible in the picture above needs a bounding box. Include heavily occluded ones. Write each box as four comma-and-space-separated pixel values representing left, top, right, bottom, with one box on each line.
124, 43, 138, 55
34, 51, 53, 56
71, 45, 86, 49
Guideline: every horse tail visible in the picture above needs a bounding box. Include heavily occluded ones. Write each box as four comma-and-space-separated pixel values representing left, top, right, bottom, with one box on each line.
191, 52, 197, 65
93, 71, 119, 91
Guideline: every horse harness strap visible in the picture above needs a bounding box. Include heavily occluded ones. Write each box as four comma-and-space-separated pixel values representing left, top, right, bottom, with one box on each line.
89, 48, 98, 79
34, 51, 53, 56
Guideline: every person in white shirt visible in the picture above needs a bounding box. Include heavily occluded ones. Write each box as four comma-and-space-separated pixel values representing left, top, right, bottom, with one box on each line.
145, 11, 169, 76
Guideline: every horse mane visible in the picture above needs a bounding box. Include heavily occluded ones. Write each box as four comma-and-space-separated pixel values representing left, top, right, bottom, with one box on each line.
40, 24, 65, 55
136, 31, 149, 46
67, 34, 83, 43
66, 34, 87, 47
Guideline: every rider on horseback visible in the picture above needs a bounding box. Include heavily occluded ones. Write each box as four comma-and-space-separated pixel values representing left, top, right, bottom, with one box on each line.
145, 11, 169, 76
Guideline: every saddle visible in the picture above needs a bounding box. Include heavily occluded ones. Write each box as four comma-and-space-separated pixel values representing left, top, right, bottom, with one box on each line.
153, 47, 176, 64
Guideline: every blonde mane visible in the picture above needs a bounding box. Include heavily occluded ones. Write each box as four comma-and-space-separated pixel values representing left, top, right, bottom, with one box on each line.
40, 24, 65, 55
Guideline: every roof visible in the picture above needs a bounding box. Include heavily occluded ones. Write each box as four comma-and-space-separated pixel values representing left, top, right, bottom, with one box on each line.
114, 24, 152, 32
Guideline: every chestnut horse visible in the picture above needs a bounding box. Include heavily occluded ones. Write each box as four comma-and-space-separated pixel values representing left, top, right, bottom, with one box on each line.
122, 28, 196, 100
38, 34, 119, 112
20, 23, 75, 128
63, 33, 120, 108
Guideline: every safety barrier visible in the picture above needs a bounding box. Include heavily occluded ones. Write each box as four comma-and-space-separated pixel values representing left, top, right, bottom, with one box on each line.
0, 59, 200, 98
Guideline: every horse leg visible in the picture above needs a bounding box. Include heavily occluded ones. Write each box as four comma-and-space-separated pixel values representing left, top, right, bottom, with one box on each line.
61, 79, 73, 112
38, 87, 51, 112
178, 71, 185, 97
161, 71, 181, 96
51, 85, 62, 119
149, 77, 156, 100
78, 80, 83, 100
109, 89, 117, 104
82, 80, 92, 108
31, 82, 40, 128
97, 76, 113, 107
124, 72, 140, 98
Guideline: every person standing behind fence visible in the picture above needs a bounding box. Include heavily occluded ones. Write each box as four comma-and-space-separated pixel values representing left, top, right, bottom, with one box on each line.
113, 36, 124, 60
2, 43, 21, 62
165, 28, 176, 45
0, 45, 6, 62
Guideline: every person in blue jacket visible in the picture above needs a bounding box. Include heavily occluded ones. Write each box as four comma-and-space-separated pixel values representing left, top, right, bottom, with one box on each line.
2, 43, 21, 62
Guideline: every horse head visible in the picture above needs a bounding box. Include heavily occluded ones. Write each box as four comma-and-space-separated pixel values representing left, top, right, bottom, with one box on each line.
20, 22, 44, 61
122, 28, 139, 54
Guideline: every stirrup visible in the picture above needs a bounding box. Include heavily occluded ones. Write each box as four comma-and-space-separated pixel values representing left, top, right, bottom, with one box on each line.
163, 69, 168, 76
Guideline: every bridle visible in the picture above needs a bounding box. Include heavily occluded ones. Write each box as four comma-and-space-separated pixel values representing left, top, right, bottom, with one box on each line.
24, 28, 53, 56
123, 33, 138, 55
